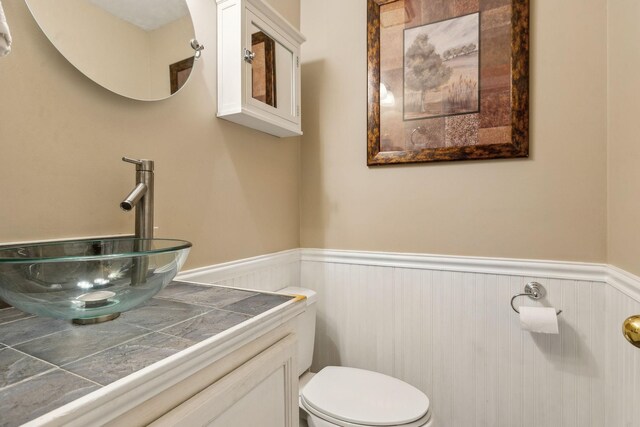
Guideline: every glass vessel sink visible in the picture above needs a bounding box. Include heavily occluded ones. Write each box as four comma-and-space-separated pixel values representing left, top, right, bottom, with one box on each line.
0, 238, 191, 323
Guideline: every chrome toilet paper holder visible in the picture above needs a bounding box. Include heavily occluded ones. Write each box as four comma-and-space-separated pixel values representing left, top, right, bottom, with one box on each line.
510, 282, 562, 316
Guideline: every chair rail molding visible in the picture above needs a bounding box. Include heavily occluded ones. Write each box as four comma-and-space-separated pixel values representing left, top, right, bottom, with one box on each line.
606, 264, 640, 303
301, 248, 608, 280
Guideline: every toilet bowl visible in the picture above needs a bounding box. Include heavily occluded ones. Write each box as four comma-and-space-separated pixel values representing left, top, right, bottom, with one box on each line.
279, 287, 433, 427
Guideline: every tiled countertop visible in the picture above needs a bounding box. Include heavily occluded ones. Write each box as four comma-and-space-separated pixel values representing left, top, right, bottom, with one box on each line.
0, 281, 297, 427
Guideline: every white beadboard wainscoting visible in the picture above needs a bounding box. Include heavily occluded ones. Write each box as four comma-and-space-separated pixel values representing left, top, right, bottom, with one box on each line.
179, 248, 640, 427
301, 250, 640, 427
177, 249, 300, 292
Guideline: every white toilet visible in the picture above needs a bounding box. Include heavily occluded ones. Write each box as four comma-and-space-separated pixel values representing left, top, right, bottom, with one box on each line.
280, 287, 433, 427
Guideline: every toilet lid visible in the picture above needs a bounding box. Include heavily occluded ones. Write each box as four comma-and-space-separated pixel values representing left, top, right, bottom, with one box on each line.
301, 367, 430, 426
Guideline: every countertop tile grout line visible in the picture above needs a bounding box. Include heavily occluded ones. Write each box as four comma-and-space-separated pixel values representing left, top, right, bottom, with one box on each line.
117, 305, 216, 333
155, 330, 199, 344
0, 314, 36, 328
3, 346, 62, 370
117, 322, 164, 334
56, 366, 104, 387
154, 282, 259, 300
154, 295, 227, 309
0, 367, 59, 393
152, 310, 242, 335
122, 308, 218, 335
8, 326, 74, 348
190, 305, 258, 318
58, 329, 159, 370
155, 293, 260, 312
157, 289, 260, 300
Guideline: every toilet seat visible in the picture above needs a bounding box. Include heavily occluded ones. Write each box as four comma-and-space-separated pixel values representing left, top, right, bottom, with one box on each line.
301, 396, 432, 427
300, 367, 431, 427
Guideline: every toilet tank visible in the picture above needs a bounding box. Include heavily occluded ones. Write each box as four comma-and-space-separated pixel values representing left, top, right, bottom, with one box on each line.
279, 287, 317, 376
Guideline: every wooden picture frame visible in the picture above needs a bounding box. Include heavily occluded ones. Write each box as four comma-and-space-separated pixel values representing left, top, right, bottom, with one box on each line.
367, 0, 529, 166
170, 57, 195, 94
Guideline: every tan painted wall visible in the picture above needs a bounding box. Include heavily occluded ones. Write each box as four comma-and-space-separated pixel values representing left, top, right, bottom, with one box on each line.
0, 0, 301, 269
299, 0, 608, 263
607, 0, 640, 276
1, 0, 622, 270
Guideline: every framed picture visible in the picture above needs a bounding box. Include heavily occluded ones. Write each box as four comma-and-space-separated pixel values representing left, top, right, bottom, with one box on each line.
367, 0, 529, 165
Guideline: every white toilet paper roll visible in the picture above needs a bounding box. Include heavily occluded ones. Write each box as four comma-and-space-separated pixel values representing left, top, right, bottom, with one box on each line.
519, 306, 559, 334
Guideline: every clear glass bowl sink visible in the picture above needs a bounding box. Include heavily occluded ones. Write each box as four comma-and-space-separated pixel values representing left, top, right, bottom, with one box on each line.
0, 238, 191, 321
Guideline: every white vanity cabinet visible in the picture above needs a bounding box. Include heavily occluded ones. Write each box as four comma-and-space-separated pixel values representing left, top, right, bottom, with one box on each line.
216, 0, 305, 137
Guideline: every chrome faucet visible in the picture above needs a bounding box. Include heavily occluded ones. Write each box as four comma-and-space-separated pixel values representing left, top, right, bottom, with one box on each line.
120, 157, 154, 240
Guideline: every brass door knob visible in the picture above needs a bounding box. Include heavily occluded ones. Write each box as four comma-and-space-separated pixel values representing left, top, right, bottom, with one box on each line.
622, 315, 640, 348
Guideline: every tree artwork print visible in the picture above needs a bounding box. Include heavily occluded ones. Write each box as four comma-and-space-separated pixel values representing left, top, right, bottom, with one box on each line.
403, 13, 479, 120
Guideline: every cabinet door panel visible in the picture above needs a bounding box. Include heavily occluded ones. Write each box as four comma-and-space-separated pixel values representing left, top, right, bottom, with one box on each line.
210, 367, 286, 427
151, 334, 298, 427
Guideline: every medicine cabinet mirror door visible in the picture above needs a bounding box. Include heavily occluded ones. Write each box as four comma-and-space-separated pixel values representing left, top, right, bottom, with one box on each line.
245, 11, 300, 128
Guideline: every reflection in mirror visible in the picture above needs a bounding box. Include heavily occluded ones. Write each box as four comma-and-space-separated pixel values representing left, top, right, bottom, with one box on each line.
249, 21, 295, 116
170, 57, 195, 94
25, 0, 198, 101
251, 29, 277, 107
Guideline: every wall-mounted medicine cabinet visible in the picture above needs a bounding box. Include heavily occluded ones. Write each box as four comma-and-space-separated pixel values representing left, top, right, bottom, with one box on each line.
216, 0, 305, 137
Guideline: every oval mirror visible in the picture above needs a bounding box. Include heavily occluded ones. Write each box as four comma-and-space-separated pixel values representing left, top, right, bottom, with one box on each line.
25, 0, 200, 101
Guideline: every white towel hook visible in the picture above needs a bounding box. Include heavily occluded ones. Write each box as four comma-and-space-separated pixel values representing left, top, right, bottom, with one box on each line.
191, 39, 204, 60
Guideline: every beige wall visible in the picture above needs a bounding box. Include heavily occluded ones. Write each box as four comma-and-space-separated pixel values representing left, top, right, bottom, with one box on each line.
300, 0, 608, 263
0, 0, 301, 269
607, 0, 640, 276
3, 0, 630, 271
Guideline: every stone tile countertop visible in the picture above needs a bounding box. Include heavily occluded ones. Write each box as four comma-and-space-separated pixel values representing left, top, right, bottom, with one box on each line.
0, 281, 300, 427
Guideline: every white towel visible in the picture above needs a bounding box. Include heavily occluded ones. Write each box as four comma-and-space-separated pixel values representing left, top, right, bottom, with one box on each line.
0, 1, 12, 57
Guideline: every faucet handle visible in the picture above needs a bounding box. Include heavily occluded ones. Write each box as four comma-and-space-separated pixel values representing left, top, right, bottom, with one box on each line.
122, 157, 143, 165
122, 157, 154, 171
